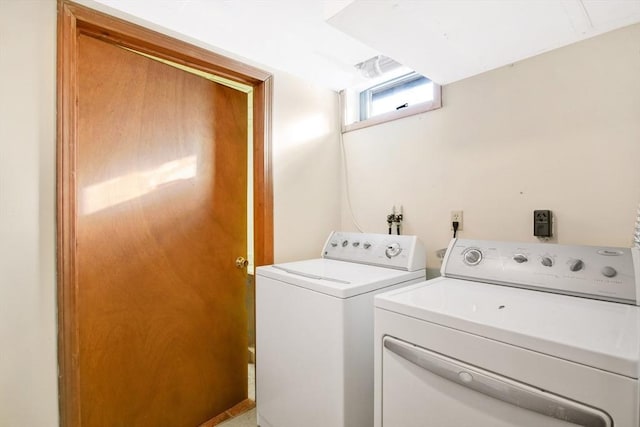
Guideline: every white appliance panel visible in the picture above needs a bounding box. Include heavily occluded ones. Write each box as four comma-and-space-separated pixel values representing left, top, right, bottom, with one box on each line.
256, 275, 345, 427
258, 258, 424, 298
376, 278, 640, 378
382, 336, 611, 427
373, 308, 639, 427
257, 274, 425, 427
322, 231, 426, 271
374, 239, 639, 427
442, 239, 639, 304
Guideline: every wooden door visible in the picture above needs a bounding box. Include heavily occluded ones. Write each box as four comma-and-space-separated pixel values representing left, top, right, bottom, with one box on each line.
74, 33, 248, 426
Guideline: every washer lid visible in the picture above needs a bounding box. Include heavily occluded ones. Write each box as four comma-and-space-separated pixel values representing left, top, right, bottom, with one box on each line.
376, 277, 640, 378
256, 259, 425, 298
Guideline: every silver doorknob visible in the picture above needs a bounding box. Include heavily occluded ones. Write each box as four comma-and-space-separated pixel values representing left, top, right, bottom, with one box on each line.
235, 256, 249, 269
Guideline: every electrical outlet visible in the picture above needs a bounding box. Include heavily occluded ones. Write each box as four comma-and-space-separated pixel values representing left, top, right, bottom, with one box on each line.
451, 210, 463, 230
534, 210, 552, 237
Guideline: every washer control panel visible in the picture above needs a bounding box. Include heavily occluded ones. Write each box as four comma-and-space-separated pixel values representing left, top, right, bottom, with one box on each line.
443, 238, 640, 305
322, 231, 426, 271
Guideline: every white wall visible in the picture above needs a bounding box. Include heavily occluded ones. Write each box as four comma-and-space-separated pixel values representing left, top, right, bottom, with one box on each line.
272, 75, 341, 262
0, 1, 59, 426
0, 2, 340, 424
341, 23, 640, 276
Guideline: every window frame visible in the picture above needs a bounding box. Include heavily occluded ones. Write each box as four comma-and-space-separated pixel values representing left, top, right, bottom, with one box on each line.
342, 72, 442, 133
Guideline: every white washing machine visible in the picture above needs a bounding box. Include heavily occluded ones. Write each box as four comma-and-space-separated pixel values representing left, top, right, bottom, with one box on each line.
374, 238, 640, 427
256, 231, 426, 427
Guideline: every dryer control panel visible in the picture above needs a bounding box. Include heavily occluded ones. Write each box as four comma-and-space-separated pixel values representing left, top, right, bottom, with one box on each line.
322, 231, 426, 271
442, 239, 640, 305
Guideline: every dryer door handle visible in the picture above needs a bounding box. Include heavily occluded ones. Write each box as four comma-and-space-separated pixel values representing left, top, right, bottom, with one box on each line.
383, 337, 612, 427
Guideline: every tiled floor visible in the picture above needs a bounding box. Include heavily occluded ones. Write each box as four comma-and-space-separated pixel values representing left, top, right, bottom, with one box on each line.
220, 364, 256, 427
219, 408, 256, 427
248, 363, 255, 401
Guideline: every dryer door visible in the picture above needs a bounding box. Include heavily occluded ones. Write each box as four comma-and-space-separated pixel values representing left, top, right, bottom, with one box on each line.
382, 336, 612, 427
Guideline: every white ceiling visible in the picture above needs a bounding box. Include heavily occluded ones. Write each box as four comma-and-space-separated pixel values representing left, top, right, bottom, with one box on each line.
90, 0, 640, 91
329, 0, 640, 85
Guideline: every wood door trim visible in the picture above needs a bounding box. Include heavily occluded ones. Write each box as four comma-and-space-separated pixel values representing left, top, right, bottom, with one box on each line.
60, 1, 270, 85
56, 1, 273, 425
253, 77, 274, 267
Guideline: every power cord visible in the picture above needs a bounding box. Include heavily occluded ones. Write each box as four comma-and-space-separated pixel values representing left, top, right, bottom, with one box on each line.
452, 221, 459, 238
338, 93, 364, 232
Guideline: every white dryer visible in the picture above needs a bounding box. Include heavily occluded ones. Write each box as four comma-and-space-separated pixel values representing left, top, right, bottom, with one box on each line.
256, 231, 426, 427
374, 238, 640, 427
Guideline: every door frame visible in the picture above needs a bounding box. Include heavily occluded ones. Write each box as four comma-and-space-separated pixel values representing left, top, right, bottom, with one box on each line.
56, 1, 273, 425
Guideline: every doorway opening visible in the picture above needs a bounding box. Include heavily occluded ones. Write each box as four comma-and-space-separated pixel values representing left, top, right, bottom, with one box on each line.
57, 2, 272, 426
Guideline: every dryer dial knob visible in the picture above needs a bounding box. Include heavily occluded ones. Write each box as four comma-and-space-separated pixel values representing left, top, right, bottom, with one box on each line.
330, 241, 338, 248
513, 254, 528, 263
363, 242, 372, 249
569, 259, 584, 272
601, 266, 617, 278
352, 241, 360, 247
463, 248, 482, 266
541, 256, 554, 267
385, 243, 402, 258
342, 240, 349, 247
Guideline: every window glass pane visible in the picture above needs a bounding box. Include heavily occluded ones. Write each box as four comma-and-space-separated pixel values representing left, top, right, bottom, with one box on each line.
343, 70, 442, 132
370, 76, 433, 117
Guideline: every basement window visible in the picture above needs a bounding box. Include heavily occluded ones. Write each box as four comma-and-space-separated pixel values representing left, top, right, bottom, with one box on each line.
342, 70, 441, 133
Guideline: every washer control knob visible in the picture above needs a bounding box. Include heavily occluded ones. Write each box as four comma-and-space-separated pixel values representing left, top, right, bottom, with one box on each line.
363, 242, 372, 249
601, 266, 617, 278
385, 243, 402, 259
541, 256, 554, 267
341, 240, 349, 247
352, 241, 360, 248
330, 241, 338, 248
513, 254, 528, 263
463, 248, 482, 266
569, 259, 584, 272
